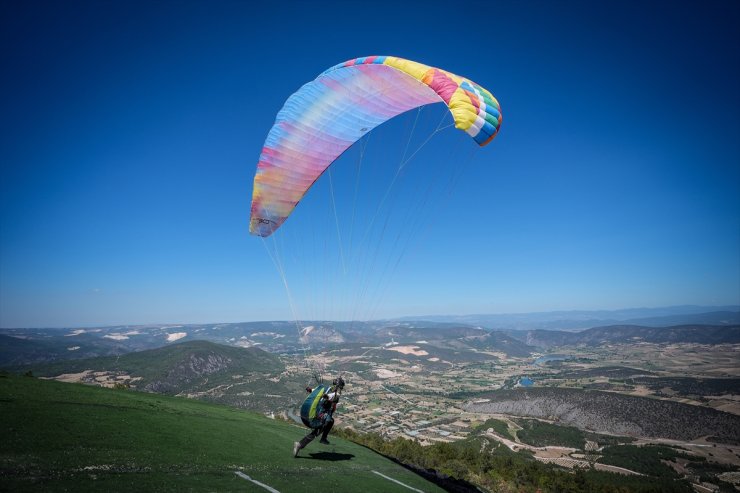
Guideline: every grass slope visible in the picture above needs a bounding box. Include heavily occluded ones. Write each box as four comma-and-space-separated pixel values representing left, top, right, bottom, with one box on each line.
0, 374, 445, 492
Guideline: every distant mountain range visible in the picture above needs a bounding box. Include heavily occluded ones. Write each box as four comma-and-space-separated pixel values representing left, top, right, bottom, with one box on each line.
1, 307, 738, 369
394, 306, 740, 331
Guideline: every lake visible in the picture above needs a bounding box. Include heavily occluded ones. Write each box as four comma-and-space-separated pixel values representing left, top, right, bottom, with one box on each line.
519, 377, 534, 387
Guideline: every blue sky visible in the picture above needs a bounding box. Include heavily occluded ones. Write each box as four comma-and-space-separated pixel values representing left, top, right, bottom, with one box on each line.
1, 0, 738, 327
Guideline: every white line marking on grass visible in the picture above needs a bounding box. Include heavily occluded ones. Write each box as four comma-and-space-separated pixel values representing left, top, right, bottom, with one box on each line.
234, 471, 281, 493
372, 470, 425, 492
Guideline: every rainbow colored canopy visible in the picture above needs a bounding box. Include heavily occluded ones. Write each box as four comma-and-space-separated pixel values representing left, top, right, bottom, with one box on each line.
250, 55, 502, 237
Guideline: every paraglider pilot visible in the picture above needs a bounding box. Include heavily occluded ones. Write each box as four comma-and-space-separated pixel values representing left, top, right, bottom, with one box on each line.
293, 377, 345, 457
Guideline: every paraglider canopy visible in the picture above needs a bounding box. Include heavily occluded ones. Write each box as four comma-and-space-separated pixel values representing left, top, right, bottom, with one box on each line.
249, 56, 502, 238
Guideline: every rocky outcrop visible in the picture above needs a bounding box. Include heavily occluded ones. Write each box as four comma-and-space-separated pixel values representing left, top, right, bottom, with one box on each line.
465, 388, 740, 444
299, 325, 345, 344
145, 351, 235, 393
182, 353, 232, 376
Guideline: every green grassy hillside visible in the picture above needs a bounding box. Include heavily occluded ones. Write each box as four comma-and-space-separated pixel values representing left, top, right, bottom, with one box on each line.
0, 373, 445, 492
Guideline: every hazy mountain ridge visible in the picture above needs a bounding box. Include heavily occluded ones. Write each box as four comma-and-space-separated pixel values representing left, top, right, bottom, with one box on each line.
509, 324, 740, 349
397, 306, 740, 331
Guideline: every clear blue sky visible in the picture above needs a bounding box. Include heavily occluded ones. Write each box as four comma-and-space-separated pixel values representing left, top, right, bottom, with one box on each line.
1, 0, 738, 327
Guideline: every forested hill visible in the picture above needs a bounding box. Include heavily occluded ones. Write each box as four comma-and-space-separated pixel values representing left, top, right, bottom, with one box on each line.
32, 340, 282, 377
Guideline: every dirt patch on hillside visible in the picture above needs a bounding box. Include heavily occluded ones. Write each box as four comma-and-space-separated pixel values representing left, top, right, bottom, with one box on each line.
385, 346, 428, 356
